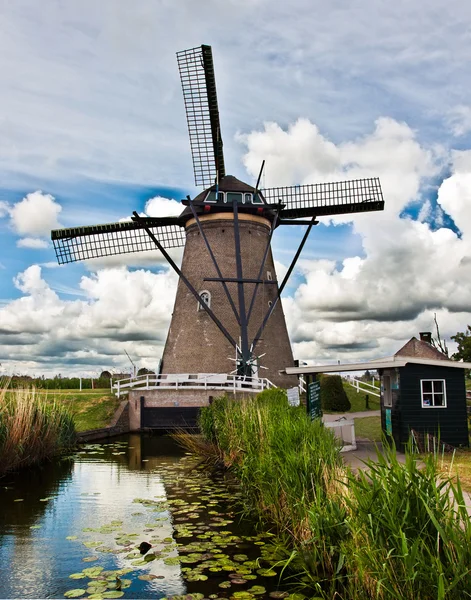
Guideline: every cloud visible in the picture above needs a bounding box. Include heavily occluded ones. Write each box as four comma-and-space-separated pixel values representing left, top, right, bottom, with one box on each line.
17, 237, 49, 249
0, 201, 10, 218
0, 264, 178, 374
9, 191, 62, 237
446, 105, 471, 137
145, 196, 182, 217
239, 116, 471, 364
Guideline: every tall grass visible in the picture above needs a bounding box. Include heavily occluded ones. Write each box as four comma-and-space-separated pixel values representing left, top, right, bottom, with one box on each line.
0, 379, 76, 475
197, 390, 471, 599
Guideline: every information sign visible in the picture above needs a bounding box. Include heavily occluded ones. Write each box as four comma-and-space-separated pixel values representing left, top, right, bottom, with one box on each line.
307, 380, 322, 420
287, 387, 300, 407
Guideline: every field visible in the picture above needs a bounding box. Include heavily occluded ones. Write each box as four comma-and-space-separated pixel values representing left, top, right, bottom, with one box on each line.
6, 388, 121, 432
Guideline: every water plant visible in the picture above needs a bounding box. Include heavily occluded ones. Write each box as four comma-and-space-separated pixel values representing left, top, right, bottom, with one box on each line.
195, 390, 471, 599
0, 378, 76, 475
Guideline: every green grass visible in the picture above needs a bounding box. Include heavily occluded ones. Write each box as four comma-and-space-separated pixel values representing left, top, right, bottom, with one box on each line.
322, 380, 381, 413
342, 382, 380, 412
191, 391, 471, 599
7, 389, 121, 432
354, 415, 382, 441
0, 384, 76, 475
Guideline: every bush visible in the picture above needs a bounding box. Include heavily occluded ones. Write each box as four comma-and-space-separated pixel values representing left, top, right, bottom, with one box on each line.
321, 374, 351, 412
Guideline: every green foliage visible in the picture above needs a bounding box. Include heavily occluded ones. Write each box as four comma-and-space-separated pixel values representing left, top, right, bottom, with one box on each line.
320, 375, 351, 412
344, 442, 471, 599
196, 390, 471, 599
451, 325, 471, 362
0, 384, 76, 475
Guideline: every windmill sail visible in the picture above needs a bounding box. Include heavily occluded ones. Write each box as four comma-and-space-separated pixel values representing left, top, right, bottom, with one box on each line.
177, 44, 225, 188
262, 177, 384, 219
51, 218, 185, 264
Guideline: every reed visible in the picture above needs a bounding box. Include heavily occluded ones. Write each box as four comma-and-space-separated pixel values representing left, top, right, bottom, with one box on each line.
0, 381, 76, 475
198, 391, 471, 599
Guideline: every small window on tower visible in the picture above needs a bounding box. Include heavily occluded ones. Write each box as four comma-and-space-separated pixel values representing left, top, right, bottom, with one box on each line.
267, 271, 272, 281
198, 290, 211, 311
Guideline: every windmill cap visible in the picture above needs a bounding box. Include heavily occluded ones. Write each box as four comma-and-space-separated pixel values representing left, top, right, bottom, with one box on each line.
192, 175, 256, 202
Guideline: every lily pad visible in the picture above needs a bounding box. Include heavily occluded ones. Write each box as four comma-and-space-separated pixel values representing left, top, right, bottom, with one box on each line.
257, 568, 277, 577
82, 556, 98, 562
66, 536, 78, 541
69, 573, 86, 580
30, 525, 42, 529
64, 589, 86, 598
269, 593, 289, 599
248, 586, 266, 596
102, 593, 125, 599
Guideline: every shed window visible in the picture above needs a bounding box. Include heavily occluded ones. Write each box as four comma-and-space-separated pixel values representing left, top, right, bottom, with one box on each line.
421, 379, 447, 408
198, 290, 211, 311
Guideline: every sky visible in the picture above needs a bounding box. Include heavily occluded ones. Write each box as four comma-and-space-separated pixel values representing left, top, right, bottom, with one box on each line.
1, 0, 471, 377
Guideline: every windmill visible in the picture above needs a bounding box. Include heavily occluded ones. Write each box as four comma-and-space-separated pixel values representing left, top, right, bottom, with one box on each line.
51, 44, 384, 388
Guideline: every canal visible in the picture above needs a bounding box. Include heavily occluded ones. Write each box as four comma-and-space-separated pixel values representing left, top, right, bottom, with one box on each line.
0, 434, 294, 600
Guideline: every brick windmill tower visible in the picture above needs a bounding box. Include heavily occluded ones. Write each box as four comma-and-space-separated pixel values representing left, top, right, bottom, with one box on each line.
51, 44, 384, 393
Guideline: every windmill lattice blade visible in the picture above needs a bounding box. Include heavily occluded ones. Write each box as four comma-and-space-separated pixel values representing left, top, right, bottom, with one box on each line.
177, 44, 225, 187
262, 177, 384, 219
51, 220, 186, 265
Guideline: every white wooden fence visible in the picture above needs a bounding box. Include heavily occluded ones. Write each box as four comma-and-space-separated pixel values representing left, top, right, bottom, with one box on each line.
111, 373, 276, 397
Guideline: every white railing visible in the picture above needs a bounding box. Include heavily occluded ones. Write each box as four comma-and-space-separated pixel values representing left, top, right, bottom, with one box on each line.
298, 375, 306, 394
344, 376, 380, 398
112, 373, 276, 397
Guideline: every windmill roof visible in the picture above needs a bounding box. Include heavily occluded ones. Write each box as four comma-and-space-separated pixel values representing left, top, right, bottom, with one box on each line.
394, 337, 448, 360
192, 175, 256, 202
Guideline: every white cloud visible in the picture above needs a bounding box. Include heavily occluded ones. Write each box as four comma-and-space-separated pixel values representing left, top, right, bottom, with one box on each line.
447, 105, 471, 137
9, 191, 62, 237
0, 264, 178, 375
17, 237, 49, 249
145, 196, 182, 217
240, 116, 471, 364
0, 201, 10, 218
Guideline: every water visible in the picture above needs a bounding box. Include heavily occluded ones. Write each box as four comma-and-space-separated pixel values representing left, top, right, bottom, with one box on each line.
0, 434, 292, 600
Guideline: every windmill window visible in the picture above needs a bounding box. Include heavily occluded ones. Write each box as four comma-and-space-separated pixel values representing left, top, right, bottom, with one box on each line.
252, 192, 264, 205
226, 192, 242, 204
204, 190, 218, 203
421, 379, 447, 408
244, 193, 252, 204
268, 300, 273, 308
218, 192, 225, 202
267, 271, 272, 281
198, 290, 211, 311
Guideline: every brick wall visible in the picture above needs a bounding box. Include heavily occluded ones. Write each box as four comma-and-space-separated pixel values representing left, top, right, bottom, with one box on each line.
161, 213, 298, 389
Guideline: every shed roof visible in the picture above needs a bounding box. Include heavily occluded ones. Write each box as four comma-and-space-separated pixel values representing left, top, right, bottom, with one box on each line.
284, 355, 471, 376
395, 336, 448, 361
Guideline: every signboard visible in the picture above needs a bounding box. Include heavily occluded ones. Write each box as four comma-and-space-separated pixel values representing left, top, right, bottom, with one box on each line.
287, 387, 300, 407
385, 408, 392, 436
307, 380, 322, 420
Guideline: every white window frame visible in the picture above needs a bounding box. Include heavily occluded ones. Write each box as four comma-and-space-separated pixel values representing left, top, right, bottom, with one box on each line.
420, 379, 447, 408
198, 290, 211, 311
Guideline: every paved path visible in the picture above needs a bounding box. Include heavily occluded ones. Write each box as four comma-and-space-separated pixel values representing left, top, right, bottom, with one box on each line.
323, 410, 380, 422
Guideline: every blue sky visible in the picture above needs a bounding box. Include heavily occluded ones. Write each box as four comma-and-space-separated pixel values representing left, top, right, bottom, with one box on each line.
1, 0, 471, 375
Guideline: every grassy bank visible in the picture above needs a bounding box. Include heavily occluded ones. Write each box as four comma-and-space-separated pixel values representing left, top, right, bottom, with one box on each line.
0, 381, 77, 475
195, 390, 471, 599
6, 388, 121, 432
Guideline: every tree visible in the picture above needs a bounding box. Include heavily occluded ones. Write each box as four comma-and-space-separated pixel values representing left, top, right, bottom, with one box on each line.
451, 325, 471, 362
320, 375, 351, 412
431, 313, 449, 357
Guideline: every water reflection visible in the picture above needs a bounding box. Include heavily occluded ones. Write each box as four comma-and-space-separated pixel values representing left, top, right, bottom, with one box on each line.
0, 434, 289, 600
